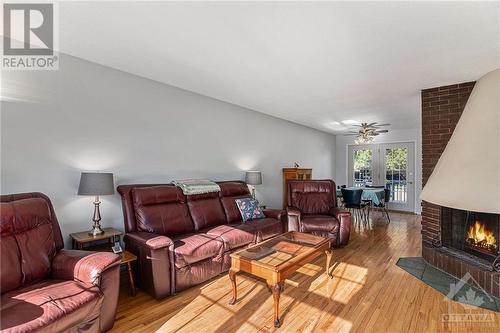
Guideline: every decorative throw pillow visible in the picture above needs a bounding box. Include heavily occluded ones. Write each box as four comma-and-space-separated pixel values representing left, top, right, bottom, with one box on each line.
235, 198, 265, 222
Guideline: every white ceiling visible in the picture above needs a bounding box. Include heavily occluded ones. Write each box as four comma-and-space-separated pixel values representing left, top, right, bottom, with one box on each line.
57, 1, 499, 133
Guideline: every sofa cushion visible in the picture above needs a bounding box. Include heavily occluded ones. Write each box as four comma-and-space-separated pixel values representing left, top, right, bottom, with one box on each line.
0, 198, 56, 292
218, 182, 253, 223
172, 234, 224, 268
246, 218, 283, 241
0, 279, 102, 332
175, 257, 223, 292
132, 186, 195, 236
220, 196, 250, 223
218, 181, 251, 197
235, 198, 265, 222
187, 192, 227, 231
301, 215, 340, 233
202, 224, 255, 250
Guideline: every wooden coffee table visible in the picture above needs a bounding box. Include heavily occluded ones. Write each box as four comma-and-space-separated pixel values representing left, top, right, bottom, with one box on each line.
228, 231, 333, 328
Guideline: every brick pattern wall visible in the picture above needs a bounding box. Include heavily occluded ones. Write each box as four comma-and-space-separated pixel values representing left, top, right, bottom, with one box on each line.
421, 82, 475, 245
420, 81, 500, 298
422, 246, 500, 297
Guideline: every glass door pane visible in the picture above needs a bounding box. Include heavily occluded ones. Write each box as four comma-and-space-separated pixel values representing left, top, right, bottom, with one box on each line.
353, 149, 374, 187
348, 142, 415, 212
384, 147, 408, 203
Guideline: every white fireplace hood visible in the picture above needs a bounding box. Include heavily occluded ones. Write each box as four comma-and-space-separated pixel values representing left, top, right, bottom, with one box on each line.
420, 68, 500, 214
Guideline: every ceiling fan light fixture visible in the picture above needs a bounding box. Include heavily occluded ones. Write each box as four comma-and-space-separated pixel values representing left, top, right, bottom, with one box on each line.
348, 122, 390, 144
354, 134, 375, 144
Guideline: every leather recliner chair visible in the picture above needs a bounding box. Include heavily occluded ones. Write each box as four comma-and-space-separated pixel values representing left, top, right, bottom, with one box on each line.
286, 180, 352, 246
0, 192, 121, 333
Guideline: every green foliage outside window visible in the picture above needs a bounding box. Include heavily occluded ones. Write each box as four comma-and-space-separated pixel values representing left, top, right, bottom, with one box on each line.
354, 150, 372, 171
385, 148, 407, 170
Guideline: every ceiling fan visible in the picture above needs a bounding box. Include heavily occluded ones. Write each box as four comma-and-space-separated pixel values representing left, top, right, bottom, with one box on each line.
343, 122, 390, 144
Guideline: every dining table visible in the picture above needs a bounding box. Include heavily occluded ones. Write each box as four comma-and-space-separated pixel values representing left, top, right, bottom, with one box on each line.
336, 187, 385, 206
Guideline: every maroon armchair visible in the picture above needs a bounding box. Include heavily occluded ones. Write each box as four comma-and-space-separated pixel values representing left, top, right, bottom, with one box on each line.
0, 193, 121, 333
286, 180, 352, 246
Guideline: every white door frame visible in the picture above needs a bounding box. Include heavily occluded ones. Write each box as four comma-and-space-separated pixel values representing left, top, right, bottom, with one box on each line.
346, 140, 418, 213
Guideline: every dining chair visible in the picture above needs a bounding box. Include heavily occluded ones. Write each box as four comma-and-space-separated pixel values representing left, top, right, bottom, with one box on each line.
341, 188, 369, 223
371, 188, 391, 223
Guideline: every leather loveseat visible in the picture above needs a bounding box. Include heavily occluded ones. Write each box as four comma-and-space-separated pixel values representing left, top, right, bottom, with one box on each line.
286, 180, 352, 246
0, 192, 121, 333
117, 181, 284, 299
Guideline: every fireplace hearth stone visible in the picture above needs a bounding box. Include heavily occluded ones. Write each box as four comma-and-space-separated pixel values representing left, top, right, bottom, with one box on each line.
397, 257, 500, 312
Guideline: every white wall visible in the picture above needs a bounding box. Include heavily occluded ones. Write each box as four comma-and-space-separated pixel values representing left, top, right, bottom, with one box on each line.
1, 54, 336, 245
335, 128, 422, 214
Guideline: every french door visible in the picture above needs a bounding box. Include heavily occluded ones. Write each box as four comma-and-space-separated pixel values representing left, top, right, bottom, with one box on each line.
347, 142, 415, 212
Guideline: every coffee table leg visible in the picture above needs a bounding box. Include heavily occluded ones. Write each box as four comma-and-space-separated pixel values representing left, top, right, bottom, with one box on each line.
228, 268, 238, 305
325, 249, 333, 278
271, 282, 283, 328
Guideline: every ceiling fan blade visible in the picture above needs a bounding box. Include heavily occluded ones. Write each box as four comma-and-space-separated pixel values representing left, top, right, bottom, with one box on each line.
373, 123, 391, 127
375, 129, 389, 133
343, 133, 359, 136
366, 122, 377, 127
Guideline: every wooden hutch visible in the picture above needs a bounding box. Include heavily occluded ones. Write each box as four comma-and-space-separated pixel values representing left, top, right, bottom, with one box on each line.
282, 168, 312, 208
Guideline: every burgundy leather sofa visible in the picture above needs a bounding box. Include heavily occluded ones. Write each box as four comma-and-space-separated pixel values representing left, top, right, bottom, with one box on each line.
0, 192, 121, 333
117, 181, 284, 299
286, 180, 352, 246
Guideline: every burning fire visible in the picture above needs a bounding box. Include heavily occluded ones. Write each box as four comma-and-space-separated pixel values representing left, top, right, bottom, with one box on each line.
467, 220, 497, 251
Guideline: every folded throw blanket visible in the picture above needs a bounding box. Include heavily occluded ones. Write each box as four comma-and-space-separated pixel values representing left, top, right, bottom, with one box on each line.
172, 179, 221, 195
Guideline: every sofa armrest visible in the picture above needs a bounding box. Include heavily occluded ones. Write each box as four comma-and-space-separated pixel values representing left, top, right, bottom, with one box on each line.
124, 231, 173, 250
123, 232, 174, 299
330, 207, 352, 246
262, 209, 283, 221
286, 206, 301, 232
51, 249, 121, 286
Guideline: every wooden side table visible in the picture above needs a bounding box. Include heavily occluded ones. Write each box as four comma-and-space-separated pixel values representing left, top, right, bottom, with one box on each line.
69, 228, 137, 296
119, 251, 137, 296
70, 227, 122, 250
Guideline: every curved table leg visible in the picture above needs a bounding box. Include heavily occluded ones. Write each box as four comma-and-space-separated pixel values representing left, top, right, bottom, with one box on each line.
325, 249, 333, 278
228, 268, 238, 305
270, 281, 284, 328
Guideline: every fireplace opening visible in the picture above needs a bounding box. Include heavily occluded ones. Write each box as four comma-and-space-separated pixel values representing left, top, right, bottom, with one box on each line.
441, 207, 500, 262
465, 214, 498, 258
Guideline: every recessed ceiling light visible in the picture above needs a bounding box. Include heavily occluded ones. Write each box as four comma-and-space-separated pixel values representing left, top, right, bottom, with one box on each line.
341, 119, 359, 125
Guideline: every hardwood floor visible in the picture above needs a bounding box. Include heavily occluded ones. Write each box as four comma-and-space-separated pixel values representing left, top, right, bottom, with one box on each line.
112, 212, 500, 333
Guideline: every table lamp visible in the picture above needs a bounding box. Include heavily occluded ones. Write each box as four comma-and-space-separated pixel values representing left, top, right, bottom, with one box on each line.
78, 172, 114, 236
245, 171, 262, 199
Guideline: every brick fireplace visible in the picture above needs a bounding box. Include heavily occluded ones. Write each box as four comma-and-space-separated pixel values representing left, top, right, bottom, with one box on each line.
421, 81, 500, 297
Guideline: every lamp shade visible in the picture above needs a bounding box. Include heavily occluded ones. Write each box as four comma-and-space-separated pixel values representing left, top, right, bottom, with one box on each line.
420, 68, 500, 214
245, 171, 262, 185
78, 172, 115, 196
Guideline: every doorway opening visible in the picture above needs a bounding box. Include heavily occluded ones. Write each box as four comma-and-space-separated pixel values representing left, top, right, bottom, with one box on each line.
347, 142, 415, 212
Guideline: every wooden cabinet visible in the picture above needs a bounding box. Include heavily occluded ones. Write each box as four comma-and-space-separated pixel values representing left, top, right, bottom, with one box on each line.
282, 168, 312, 208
